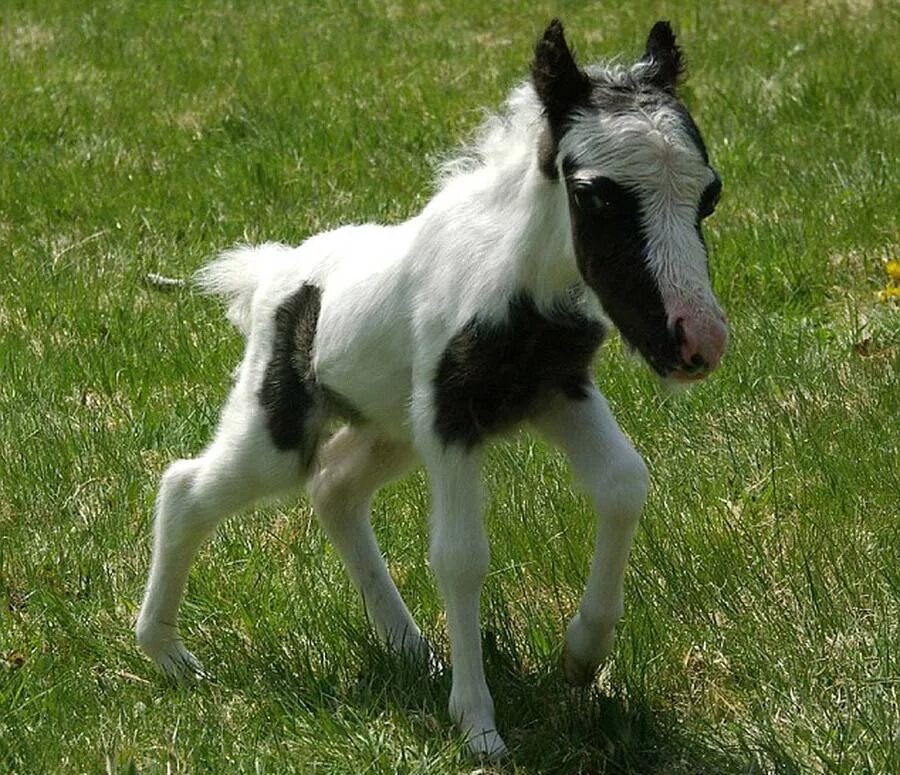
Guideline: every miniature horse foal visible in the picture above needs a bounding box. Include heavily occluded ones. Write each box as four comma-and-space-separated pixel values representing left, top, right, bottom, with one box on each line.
137, 19, 727, 758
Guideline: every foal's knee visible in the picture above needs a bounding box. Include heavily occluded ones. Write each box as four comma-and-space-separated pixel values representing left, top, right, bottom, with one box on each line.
156, 459, 201, 518
309, 454, 368, 525
429, 530, 490, 596
162, 457, 202, 489
155, 457, 221, 536
585, 447, 648, 525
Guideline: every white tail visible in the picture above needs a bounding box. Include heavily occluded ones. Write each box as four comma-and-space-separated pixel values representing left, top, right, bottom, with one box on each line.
194, 243, 287, 335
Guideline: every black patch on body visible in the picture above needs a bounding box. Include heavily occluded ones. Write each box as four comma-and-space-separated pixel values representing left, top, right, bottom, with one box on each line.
258, 284, 331, 462
433, 292, 605, 448
259, 284, 321, 451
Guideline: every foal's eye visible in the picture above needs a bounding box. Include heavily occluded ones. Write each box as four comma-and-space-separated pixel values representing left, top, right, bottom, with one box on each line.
699, 177, 723, 220
575, 190, 614, 211
572, 177, 622, 214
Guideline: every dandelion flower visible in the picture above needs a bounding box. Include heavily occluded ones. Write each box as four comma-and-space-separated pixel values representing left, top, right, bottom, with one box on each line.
886, 259, 900, 282
877, 285, 900, 303
877, 259, 900, 303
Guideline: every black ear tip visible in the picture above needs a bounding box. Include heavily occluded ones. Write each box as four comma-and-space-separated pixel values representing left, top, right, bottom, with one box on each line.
538, 18, 569, 50
643, 19, 684, 91
534, 18, 570, 66
647, 20, 678, 49
532, 17, 589, 121
544, 18, 565, 39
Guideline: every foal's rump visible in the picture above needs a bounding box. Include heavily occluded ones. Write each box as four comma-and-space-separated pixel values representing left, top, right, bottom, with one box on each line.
195, 223, 420, 442
195, 223, 414, 333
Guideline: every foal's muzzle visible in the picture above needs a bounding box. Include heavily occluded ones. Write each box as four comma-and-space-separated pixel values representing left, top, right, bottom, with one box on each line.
667, 310, 728, 381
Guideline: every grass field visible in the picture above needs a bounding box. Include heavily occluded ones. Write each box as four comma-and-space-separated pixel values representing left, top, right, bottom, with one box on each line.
1, 1, 898, 772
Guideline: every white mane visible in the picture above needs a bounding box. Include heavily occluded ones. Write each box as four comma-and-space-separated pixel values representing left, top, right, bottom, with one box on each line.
435, 81, 545, 189
434, 59, 659, 191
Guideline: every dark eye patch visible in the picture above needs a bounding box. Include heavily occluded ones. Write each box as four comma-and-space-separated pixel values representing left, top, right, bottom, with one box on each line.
699, 173, 722, 219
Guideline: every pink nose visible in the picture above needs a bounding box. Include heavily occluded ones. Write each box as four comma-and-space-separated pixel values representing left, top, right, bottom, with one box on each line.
672, 312, 728, 375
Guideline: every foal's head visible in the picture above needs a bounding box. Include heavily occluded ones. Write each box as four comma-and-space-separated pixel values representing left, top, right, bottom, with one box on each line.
533, 20, 728, 382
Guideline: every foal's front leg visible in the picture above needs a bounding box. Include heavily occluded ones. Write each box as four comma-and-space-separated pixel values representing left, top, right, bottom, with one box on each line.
533, 387, 649, 685
418, 436, 507, 759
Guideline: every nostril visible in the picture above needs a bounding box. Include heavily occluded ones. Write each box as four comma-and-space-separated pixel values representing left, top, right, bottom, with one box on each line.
690, 353, 706, 368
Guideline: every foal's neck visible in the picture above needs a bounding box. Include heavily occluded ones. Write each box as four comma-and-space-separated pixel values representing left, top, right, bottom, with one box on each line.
508, 158, 580, 304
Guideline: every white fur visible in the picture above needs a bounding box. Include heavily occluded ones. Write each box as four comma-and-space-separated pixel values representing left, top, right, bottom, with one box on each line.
137, 64, 716, 758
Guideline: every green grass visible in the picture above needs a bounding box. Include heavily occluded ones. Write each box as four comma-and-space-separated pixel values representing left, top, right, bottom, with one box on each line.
1, 0, 898, 772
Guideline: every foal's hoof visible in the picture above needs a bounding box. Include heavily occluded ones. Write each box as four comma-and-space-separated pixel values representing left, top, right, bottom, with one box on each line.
137, 622, 208, 683
561, 615, 616, 687
156, 642, 208, 683
465, 725, 509, 760
389, 632, 445, 677
562, 642, 599, 687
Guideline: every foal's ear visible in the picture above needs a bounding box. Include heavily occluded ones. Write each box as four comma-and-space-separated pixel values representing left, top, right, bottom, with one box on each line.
641, 20, 685, 94
532, 19, 591, 126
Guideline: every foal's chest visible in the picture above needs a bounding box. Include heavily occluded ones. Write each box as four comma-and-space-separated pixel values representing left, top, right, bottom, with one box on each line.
433, 293, 606, 447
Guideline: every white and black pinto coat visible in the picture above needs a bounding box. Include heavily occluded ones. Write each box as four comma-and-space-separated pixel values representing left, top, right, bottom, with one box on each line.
137, 20, 728, 759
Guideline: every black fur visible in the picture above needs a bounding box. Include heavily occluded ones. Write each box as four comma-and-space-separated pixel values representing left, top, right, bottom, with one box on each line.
259, 284, 325, 461
532, 20, 592, 129
433, 292, 606, 448
641, 21, 685, 94
670, 102, 709, 164
562, 167, 680, 377
532, 19, 592, 172
699, 173, 722, 219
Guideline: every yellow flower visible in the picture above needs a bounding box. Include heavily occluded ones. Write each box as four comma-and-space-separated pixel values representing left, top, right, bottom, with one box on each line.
877, 285, 900, 303
886, 259, 900, 282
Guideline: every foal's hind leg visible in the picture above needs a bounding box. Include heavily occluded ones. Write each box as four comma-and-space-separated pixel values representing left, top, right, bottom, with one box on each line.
309, 427, 431, 662
136, 389, 307, 680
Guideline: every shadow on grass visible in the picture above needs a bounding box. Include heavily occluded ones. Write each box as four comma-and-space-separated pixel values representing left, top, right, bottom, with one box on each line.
491, 673, 745, 774
481, 632, 750, 775
238, 625, 752, 775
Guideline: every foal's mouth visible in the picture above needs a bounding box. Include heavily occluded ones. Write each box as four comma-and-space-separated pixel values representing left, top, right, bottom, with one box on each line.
630, 342, 715, 384
628, 315, 726, 384
668, 367, 710, 383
